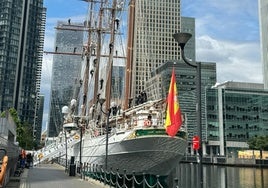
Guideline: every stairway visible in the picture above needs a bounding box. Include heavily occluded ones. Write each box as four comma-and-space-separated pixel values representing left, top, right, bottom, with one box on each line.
33, 133, 81, 166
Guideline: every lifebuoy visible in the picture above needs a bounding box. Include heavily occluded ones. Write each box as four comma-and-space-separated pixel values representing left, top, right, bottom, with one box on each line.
74, 134, 80, 140
144, 120, 151, 127
94, 130, 99, 136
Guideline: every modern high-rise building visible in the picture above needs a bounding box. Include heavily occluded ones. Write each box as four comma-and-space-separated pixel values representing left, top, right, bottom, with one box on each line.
144, 15, 218, 154
35, 95, 44, 145
258, 0, 268, 89
147, 60, 217, 140
181, 17, 196, 62
130, 0, 182, 99
111, 65, 125, 105
0, 1, 46, 127
48, 21, 84, 137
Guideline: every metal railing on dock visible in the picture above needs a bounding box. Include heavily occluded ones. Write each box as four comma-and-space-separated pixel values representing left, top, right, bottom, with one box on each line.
82, 163, 167, 188
53, 158, 178, 188
182, 155, 268, 167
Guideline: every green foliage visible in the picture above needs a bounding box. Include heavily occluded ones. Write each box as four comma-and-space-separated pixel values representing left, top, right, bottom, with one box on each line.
9, 108, 20, 125
8, 108, 34, 150
248, 136, 268, 151
0, 111, 6, 117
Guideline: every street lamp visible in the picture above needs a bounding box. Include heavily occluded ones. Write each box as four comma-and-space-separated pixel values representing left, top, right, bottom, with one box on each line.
98, 98, 110, 170
79, 124, 83, 178
62, 105, 69, 173
74, 116, 83, 178
173, 32, 203, 188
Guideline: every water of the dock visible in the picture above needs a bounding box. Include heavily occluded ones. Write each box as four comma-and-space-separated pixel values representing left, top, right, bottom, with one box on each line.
6, 164, 108, 188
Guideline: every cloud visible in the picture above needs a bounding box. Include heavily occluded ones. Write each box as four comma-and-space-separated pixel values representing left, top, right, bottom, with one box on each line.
182, 0, 259, 42
181, 0, 262, 84
196, 35, 262, 83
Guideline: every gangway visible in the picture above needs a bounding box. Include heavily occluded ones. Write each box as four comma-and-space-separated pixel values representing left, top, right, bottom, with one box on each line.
33, 132, 81, 166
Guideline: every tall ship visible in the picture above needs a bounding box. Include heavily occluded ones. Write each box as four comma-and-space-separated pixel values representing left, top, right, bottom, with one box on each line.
34, 0, 187, 176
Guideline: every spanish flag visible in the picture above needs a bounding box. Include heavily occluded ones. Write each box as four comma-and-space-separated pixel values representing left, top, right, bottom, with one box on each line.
165, 68, 182, 137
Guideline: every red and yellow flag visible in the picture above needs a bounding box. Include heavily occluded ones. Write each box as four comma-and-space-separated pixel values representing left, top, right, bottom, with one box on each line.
164, 68, 182, 137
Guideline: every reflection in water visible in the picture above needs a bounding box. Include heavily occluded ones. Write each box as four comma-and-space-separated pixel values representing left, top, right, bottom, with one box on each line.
176, 163, 268, 188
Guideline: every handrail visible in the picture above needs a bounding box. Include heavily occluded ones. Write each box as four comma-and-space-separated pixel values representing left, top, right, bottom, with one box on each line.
33, 133, 81, 165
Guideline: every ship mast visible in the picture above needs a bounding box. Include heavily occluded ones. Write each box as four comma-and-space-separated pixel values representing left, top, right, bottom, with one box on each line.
124, 0, 135, 110
92, 0, 104, 108
105, 0, 117, 110
81, 0, 127, 116
81, 2, 94, 116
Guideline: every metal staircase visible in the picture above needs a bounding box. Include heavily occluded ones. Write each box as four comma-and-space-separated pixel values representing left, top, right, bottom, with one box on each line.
33, 132, 81, 166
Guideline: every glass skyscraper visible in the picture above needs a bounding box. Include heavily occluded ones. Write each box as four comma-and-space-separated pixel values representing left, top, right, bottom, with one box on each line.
35, 95, 44, 144
0, 0, 46, 127
48, 21, 84, 137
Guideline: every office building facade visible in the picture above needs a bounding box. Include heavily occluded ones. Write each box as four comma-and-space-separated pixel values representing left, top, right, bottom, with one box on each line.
259, 0, 268, 89
111, 65, 125, 105
48, 21, 84, 137
181, 17, 196, 62
145, 16, 215, 142
0, 0, 46, 127
147, 60, 217, 141
130, 0, 182, 99
35, 95, 44, 145
206, 81, 268, 156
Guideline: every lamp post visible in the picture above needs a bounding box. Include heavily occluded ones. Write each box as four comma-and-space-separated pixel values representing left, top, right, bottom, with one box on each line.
74, 116, 83, 178
64, 129, 68, 172
62, 105, 70, 173
173, 32, 203, 188
79, 123, 83, 178
98, 98, 110, 170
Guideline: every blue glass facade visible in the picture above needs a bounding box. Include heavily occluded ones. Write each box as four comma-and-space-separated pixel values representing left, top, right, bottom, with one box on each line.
0, 0, 45, 128
48, 21, 84, 137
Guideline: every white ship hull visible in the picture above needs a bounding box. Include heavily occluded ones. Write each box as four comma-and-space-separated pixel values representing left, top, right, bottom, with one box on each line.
70, 128, 187, 176
34, 101, 187, 176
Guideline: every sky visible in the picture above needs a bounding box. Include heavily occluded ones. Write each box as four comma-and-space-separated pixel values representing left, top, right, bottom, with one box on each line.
41, 0, 262, 130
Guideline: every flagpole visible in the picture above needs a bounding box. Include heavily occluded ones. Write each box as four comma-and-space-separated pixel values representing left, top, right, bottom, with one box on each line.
173, 32, 203, 188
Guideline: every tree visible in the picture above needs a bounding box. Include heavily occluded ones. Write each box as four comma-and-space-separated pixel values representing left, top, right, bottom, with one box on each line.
7, 108, 34, 150
248, 136, 268, 159
248, 136, 268, 150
